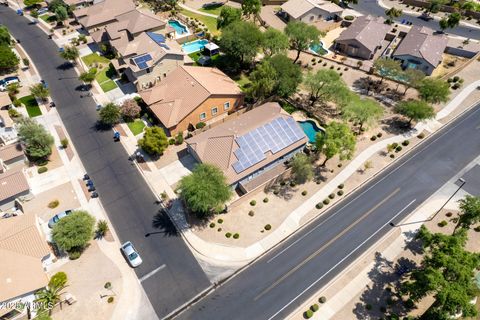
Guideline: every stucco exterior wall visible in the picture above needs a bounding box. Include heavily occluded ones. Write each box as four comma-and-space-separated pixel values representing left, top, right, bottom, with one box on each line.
297, 7, 338, 23
392, 54, 435, 75
335, 40, 373, 59
132, 54, 185, 90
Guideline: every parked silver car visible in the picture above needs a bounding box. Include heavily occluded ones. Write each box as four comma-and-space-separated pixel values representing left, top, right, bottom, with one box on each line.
121, 241, 142, 267
48, 210, 72, 228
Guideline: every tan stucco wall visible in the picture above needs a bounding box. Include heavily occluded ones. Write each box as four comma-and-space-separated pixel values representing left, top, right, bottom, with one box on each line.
131, 55, 185, 90
170, 95, 245, 135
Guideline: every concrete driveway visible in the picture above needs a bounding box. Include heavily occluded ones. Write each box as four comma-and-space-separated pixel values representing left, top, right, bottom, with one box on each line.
158, 154, 197, 186
260, 6, 286, 30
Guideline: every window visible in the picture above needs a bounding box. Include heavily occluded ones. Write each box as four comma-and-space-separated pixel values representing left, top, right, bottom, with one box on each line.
211, 107, 218, 116
200, 112, 206, 120
224, 102, 230, 110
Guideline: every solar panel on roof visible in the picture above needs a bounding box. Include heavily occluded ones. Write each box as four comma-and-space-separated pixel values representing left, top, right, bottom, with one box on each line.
133, 54, 152, 70
147, 32, 166, 44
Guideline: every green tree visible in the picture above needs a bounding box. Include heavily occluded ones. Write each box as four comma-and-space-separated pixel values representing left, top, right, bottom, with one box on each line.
395, 99, 435, 125
0, 46, 19, 73
30, 83, 50, 101
241, 0, 261, 19
401, 68, 425, 95
219, 21, 263, 66
248, 59, 276, 101
178, 163, 232, 219
342, 97, 384, 132
447, 12, 461, 29
290, 153, 313, 184
119, 99, 141, 120
455, 195, 480, 233
138, 126, 168, 155
78, 68, 96, 85
401, 226, 480, 319
217, 6, 242, 29
6, 82, 20, 99
417, 78, 450, 104
0, 26, 12, 46
23, 0, 42, 7
30, 9, 39, 19
373, 57, 402, 83
48, 0, 67, 12
439, 17, 449, 32
285, 21, 324, 63
385, 7, 402, 24
59, 45, 79, 63
54, 6, 68, 25
35, 284, 66, 316
17, 118, 54, 160
48, 272, 67, 289
52, 210, 95, 253
316, 122, 356, 166
303, 69, 348, 106
261, 28, 289, 57
428, 0, 445, 15
98, 103, 121, 126
269, 54, 302, 98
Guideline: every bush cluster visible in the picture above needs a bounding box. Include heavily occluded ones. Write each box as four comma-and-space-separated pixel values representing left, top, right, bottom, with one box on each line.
248, 210, 255, 217
402, 140, 410, 146
338, 184, 344, 189
250, 200, 256, 206
323, 198, 330, 205
38, 166, 48, 174
316, 203, 323, 209
319, 296, 326, 303
209, 223, 215, 228
417, 132, 425, 139
217, 219, 223, 224
263, 197, 269, 203
337, 190, 344, 196
264, 224, 272, 231
302, 190, 307, 196
225, 232, 232, 238
233, 233, 240, 239
48, 200, 59, 208
328, 193, 335, 199
438, 220, 448, 227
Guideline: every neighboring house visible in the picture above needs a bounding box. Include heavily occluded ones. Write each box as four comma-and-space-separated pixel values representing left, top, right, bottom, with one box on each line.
392, 26, 448, 75
0, 92, 12, 109
186, 102, 308, 194
280, 0, 343, 23
0, 169, 30, 211
74, 0, 136, 32
0, 110, 17, 145
139, 66, 244, 136
335, 15, 391, 59
0, 214, 51, 320
0, 143, 24, 170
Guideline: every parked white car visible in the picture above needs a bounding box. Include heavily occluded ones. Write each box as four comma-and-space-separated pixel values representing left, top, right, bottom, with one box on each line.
121, 241, 142, 267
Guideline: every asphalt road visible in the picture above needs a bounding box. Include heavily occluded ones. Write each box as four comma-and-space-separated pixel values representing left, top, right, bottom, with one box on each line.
0, 8, 210, 319
179, 103, 480, 320
352, 0, 480, 40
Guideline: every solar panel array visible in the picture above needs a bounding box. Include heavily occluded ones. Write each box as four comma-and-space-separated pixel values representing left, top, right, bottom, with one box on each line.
147, 32, 171, 50
232, 117, 306, 173
133, 54, 152, 70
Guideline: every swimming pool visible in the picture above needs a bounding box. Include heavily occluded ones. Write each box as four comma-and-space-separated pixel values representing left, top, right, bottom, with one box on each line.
182, 39, 209, 54
168, 20, 188, 36
309, 41, 328, 56
297, 120, 323, 143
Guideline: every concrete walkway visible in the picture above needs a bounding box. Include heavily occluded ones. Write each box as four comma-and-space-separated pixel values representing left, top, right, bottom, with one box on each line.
178, 3, 219, 17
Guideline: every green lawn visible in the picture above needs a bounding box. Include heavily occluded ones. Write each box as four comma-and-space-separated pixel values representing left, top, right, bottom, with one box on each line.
95, 64, 118, 92
198, 3, 223, 15
99, 80, 117, 92
19, 95, 42, 117
234, 74, 252, 91
127, 119, 146, 136
39, 14, 56, 23
81, 53, 110, 67
180, 8, 219, 36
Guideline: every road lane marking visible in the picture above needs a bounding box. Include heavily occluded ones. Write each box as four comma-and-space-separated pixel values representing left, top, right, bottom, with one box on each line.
139, 264, 166, 283
266, 199, 416, 320
255, 188, 400, 301
267, 106, 480, 264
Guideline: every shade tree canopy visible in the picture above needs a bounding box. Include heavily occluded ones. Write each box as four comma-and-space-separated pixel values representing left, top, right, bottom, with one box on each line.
417, 78, 450, 104
138, 126, 169, 156
395, 99, 435, 125
316, 122, 356, 166
17, 118, 54, 160
219, 21, 263, 66
285, 21, 324, 63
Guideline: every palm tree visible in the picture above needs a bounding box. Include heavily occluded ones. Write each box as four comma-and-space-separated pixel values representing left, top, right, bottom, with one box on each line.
35, 284, 66, 315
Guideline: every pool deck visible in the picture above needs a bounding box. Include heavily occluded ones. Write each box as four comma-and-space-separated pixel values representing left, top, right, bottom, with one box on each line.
291, 111, 325, 132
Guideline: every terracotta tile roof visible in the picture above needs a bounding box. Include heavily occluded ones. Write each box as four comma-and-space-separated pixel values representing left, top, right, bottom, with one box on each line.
187, 102, 308, 184
336, 15, 390, 52
0, 214, 49, 302
0, 144, 23, 162
0, 92, 12, 108
139, 66, 242, 128
281, 0, 342, 19
0, 110, 13, 128
393, 25, 447, 67
75, 0, 136, 28
0, 169, 29, 202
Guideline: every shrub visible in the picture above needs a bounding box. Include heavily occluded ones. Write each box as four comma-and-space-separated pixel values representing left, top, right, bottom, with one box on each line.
417, 132, 425, 139
453, 76, 459, 82
338, 184, 344, 189
338, 163, 342, 168
168, 138, 175, 145
316, 203, 323, 209
390, 154, 395, 158
273, 190, 279, 195
49, 272, 67, 288
264, 224, 272, 231
319, 296, 326, 303
474, 226, 480, 232
311, 304, 319, 312
209, 223, 215, 228
452, 83, 460, 90
446, 212, 453, 217
392, 142, 398, 148
404, 298, 415, 308
225, 232, 232, 238
302, 190, 307, 196
337, 190, 344, 196
280, 181, 286, 186
438, 220, 448, 227
60, 138, 68, 148
195, 122, 206, 129
263, 197, 269, 203
107, 297, 114, 303
233, 233, 239, 239
217, 218, 223, 224
329, 193, 335, 199
377, 132, 383, 138
38, 166, 48, 174
250, 200, 256, 206
323, 198, 330, 205
290, 181, 296, 187
366, 303, 372, 310
248, 210, 254, 217
8, 108, 20, 118
344, 15, 354, 20
323, 63, 327, 67
68, 250, 81, 260
304, 310, 313, 319
344, 67, 348, 71
402, 140, 410, 146
316, 180, 321, 184
217, 227, 222, 232
447, 78, 453, 83
175, 132, 184, 145
48, 200, 59, 208
370, 135, 377, 141
95, 220, 109, 238
330, 65, 334, 69
395, 146, 402, 152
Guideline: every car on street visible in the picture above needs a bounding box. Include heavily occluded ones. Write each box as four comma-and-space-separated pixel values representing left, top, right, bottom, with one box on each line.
48, 209, 73, 228
37, 7, 48, 14
121, 241, 142, 267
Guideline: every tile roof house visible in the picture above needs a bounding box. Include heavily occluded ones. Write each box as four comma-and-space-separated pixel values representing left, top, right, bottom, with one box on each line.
186, 102, 308, 193
335, 15, 391, 60
0, 214, 51, 319
0, 169, 30, 211
74, 0, 136, 31
0, 109, 17, 145
281, 0, 343, 23
0, 92, 12, 109
392, 26, 448, 75
139, 66, 244, 136
0, 143, 24, 169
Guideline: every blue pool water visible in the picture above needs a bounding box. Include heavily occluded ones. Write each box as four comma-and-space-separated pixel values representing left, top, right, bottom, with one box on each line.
298, 120, 323, 143
182, 39, 209, 54
309, 41, 328, 56
168, 20, 188, 35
